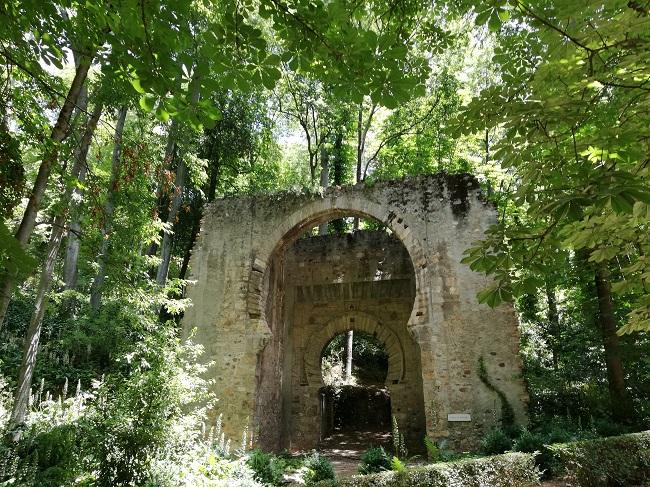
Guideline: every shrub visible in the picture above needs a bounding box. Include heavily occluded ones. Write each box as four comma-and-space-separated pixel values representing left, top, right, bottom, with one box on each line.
0, 386, 95, 486
591, 417, 632, 438
480, 427, 512, 455
548, 431, 650, 486
246, 449, 285, 485
91, 327, 190, 487
150, 452, 262, 487
304, 452, 335, 484
512, 429, 545, 453
423, 437, 461, 463
316, 452, 539, 487
358, 446, 391, 474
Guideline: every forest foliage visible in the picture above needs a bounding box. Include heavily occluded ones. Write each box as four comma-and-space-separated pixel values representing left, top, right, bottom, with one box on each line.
0, 0, 649, 485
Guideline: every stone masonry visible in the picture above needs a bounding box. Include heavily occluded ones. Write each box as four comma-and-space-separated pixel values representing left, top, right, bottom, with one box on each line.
182, 174, 529, 452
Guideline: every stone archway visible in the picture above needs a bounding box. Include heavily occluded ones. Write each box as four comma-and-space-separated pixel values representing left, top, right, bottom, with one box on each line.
297, 310, 427, 451
303, 311, 405, 387
182, 175, 529, 452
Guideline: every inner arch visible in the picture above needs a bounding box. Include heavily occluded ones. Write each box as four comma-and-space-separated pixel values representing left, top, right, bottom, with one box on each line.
304, 311, 405, 386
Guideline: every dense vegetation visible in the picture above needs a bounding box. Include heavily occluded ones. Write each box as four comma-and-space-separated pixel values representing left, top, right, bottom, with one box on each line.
0, 0, 648, 485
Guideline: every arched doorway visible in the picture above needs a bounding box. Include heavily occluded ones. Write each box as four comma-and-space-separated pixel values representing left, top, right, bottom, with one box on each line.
253, 215, 427, 452
319, 330, 391, 447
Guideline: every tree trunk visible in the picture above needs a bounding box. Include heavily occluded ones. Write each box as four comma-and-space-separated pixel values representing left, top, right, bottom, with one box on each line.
309, 151, 317, 184
356, 104, 363, 183
62, 164, 86, 291
13, 56, 92, 247
318, 146, 329, 236
9, 213, 66, 435
345, 330, 353, 382
178, 156, 220, 282
485, 128, 493, 197
179, 209, 201, 281
8, 102, 101, 433
594, 264, 633, 423
155, 76, 200, 291
146, 120, 178, 257
545, 281, 560, 371
0, 56, 92, 328
156, 157, 186, 286
207, 156, 220, 202
62, 81, 91, 291
89, 106, 128, 312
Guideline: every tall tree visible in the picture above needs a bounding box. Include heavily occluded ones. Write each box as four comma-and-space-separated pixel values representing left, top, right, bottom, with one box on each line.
276, 73, 334, 184
458, 0, 650, 421
0, 57, 92, 327
9, 99, 103, 432
89, 106, 128, 312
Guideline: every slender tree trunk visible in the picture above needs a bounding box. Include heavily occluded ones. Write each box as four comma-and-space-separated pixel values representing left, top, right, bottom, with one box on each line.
207, 156, 220, 202
179, 211, 201, 281
9, 213, 66, 435
0, 56, 92, 328
9, 102, 101, 433
156, 157, 186, 286
89, 106, 128, 312
62, 81, 91, 291
545, 281, 560, 371
594, 264, 633, 423
318, 146, 329, 236
356, 104, 363, 184
146, 120, 178, 257
485, 128, 493, 197
354, 104, 365, 231
13, 57, 92, 247
345, 330, 353, 382
62, 165, 86, 291
178, 218, 201, 279
309, 152, 317, 184
178, 158, 220, 282
155, 79, 201, 287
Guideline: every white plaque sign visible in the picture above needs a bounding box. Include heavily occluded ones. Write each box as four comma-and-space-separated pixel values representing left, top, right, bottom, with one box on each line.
447, 413, 472, 422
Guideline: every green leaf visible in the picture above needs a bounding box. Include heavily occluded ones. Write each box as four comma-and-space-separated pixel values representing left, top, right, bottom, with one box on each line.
131, 78, 146, 94
488, 11, 502, 31
478, 283, 512, 308
139, 94, 156, 112
497, 9, 511, 22
589, 247, 619, 263
155, 106, 170, 122
610, 194, 634, 214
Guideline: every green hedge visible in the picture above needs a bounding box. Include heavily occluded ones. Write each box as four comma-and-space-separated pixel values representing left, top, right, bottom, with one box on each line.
316, 452, 539, 487
548, 431, 650, 486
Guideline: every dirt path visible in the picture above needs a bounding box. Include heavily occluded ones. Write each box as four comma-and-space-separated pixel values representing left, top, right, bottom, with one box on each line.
318, 430, 391, 478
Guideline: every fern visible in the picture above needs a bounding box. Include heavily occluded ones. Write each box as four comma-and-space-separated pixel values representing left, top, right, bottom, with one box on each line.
390, 456, 406, 472
424, 436, 440, 461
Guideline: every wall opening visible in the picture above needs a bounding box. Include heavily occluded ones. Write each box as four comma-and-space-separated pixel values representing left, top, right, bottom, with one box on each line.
320, 331, 392, 448
254, 211, 426, 453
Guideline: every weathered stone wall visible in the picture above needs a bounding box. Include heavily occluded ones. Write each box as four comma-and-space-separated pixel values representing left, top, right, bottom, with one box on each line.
182, 174, 528, 452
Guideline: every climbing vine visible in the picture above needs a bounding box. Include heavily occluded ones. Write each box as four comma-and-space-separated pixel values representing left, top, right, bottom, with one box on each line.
478, 356, 516, 429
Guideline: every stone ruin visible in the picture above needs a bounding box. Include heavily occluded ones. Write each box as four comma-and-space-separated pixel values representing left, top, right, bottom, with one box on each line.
182, 174, 528, 452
